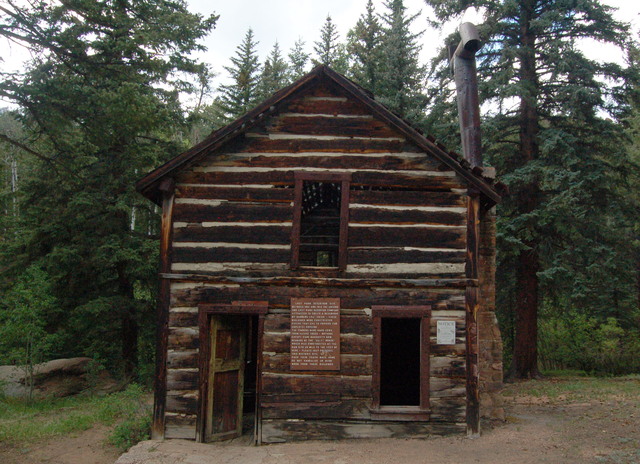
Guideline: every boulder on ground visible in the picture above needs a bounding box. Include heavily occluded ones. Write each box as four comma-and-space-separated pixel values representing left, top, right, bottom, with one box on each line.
0, 357, 115, 398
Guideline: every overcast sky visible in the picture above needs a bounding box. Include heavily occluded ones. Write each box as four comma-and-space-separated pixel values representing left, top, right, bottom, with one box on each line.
189, 0, 640, 87
0, 0, 638, 104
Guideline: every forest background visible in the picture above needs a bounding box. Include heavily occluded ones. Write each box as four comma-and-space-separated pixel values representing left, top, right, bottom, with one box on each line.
0, 0, 639, 384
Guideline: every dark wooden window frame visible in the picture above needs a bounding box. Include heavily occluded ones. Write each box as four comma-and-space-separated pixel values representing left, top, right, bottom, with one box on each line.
196, 301, 268, 443
290, 171, 351, 271
371, 305, 431, 420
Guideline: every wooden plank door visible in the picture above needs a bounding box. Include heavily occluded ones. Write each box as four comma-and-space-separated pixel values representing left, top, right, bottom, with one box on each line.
206, 315, 246, 441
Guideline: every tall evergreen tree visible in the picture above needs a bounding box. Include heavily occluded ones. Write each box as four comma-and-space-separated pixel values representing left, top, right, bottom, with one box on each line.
313, 15, 349, 73
289, 38, 310, 81
347, 0, 383, 94
0, 0, 217, 377
258, 42, 290, 100
377, 0, 427, 124
314, 15, 341, 66
425, 0, 637, 378
218, 29, 261, 120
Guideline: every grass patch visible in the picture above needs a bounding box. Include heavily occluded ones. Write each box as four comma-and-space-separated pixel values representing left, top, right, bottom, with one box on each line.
0, 384, 151, 448
503, 375, 640, 402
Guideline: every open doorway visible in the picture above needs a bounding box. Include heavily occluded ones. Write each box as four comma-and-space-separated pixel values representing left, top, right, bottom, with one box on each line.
371, 306, 431, 413
380, 318, 421, 405
198, 303, 266, 443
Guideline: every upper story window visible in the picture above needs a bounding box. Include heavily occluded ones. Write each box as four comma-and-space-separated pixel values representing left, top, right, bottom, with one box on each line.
291, 172, 350, 270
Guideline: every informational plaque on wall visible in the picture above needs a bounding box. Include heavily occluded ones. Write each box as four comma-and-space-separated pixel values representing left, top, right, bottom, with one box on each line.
290, 298, 340, 371
437, 320, 456, 345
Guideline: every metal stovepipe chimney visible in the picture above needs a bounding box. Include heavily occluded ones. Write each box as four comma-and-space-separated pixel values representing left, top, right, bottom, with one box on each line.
450, 22, 483, 168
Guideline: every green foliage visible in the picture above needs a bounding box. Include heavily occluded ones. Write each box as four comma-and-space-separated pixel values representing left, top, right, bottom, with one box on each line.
107, 384, 152, 451
424, 0, 639, 376
0, 384, 149, 446
258, 42, 291, 100
376, 0, 427, 125
218, 28, 262, 120
538, 314, 640, 376
502, 375, 640, 401
288, 38, 310, 81
0, 0, 217, 376
313, 15, 349, 73
346, 0, 383, 94
0, 264, 58, 400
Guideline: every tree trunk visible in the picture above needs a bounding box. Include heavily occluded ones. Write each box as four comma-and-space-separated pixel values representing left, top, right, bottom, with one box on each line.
117, 263, 138, 379
509, 0, 542, 379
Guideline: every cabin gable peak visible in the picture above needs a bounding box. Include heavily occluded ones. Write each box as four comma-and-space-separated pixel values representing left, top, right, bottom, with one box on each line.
137, 65, 504, 205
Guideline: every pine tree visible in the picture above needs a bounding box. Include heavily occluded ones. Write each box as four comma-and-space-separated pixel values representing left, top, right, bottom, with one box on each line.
218, 29, 261, 120
258, 42, 290, 100
425, 0, 637, 378
377, 0, 427, 125
313, 15, 348, 72
289, 38, 310, 80
347, 0, 383, 94
0, 0, 217, 376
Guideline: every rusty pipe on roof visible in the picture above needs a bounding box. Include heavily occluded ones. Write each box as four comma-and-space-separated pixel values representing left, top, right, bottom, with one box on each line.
449, 22, 483, 168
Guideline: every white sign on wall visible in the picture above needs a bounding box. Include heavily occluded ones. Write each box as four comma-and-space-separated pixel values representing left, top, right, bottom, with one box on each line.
436, 320, 456, 345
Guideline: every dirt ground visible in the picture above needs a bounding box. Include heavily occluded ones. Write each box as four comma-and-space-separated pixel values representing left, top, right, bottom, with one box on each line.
0, 425, 121, 464
116, 379, 639, 464
3, 378, 639, 464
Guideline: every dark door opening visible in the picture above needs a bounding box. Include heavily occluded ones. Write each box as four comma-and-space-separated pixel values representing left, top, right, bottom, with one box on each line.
206, 314, 259, 442
380, 318, 421, 406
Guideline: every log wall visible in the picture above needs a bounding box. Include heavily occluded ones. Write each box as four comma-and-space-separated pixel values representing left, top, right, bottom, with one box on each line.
161, 80, 475, 441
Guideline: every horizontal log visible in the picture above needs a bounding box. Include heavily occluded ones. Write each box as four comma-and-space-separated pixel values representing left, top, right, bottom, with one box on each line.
173, 225, 291, 244
345, 263, 465, 278
173, 202, 292, 223
171, 262, 288, 274
210, 154, 442, 172
168, 327, 199, 350
351, 172, 464, 190
261, 398, 371, 420
264, 314, 372, 336
349, 208, 465, 226
165, 413, 197, 427
167, 369, 199, 390
430, 377, 466, 398
266, 115, 399, 139
172, 246, 289, 264
175, 185, 293, 203
430, 343, 466, 356
350, 190, 465, 208
166, 391, 198, 414
349, 248, 465, 265
430, 356, 466, 378
261, 374, 371, 397
164, 425, 196, 440
429, 396, 466, 422
349, 227, 466, 249
260, 419, 465, 443
167, 350, 199, 369
263, 332, 373, 355
263, 354, 372, 376
303, 83, 346, 98
235, 136, 410, 153
280, 97, 371, 116
172, 284, 465, 311
169, 311, 198, 328
177, 167, 462, 193
178, 170, 294, 185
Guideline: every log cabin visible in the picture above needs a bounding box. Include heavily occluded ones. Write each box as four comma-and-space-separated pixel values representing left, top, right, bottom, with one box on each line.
137, 64, 506, 444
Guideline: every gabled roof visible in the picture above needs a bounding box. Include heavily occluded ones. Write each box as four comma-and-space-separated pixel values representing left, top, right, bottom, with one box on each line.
137, 65, 505, 205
